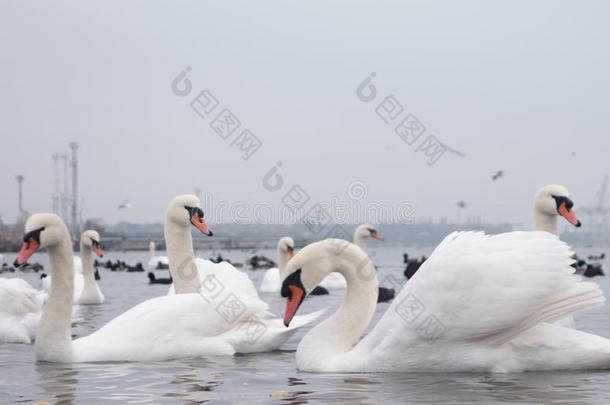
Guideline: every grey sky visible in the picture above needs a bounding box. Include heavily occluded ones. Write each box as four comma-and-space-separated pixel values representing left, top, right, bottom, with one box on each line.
1, 1, 608, 228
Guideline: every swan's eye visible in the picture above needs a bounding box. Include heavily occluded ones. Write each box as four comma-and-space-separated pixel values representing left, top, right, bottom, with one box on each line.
281, 269, 304, 298
185, 206, 205, 219
552, 195, 574, 211
23, 227, 44, 244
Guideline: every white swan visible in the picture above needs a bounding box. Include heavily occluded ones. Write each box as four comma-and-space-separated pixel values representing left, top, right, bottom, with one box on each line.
164, 194, 323, 314
281, 232, 610, 373
0, 277, 42, 344
164, 195, 257, 298
75, 230, 105, 305
354, 224, 396, 303
41, 230, 105, 305
533, 185, 582, 328
14, 212, 323, 363
147, 240, 169, 270
353, 223, 384, 252
533, 185, 582, 234
259, 237, 295, 293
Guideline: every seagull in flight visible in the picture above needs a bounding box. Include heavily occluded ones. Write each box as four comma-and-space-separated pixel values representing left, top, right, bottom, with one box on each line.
492, 170, 504, 181
118, 200, 132, 210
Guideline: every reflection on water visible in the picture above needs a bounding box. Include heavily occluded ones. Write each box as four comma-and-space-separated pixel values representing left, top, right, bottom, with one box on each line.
1, 247, 610, 403
36, 363, 78, 405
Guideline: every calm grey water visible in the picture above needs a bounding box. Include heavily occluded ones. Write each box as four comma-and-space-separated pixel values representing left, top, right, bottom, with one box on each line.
1, 245, 610, 404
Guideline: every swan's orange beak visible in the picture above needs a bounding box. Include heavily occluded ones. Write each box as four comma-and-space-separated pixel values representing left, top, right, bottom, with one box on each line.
14, 238, 40, 267
92, 241, 104, 258
191, 213, 213, 236
287, 247, 294, 258
558, 203, 582, 227
371, 230, 384, 241
283, 285, 305, 327
281, 269, 306, 327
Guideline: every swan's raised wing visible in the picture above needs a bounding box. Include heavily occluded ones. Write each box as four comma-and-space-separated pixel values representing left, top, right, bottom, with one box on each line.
356, 231, 604, 366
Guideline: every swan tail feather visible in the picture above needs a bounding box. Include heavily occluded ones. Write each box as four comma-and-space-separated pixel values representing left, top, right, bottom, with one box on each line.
230, 309, 326, 353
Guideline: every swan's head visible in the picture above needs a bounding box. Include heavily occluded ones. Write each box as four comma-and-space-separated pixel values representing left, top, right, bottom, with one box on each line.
81, 230, 104, 257
534, 185, 581, 227
14, 213, 70, 267
166, 194, 213, 236
281, 240, 370, 326
277, 236, 295, 258
354, 224, 384, 241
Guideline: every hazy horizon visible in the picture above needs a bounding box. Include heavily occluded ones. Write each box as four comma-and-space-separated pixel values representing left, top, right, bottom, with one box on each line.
1, 1, 608, 231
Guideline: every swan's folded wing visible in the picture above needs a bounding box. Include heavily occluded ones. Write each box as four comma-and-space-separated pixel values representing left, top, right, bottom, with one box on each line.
357, 231, 605, 357
168, 259, 260, 299
195, 259, 261, 299
0, 279, 40, 317
74, 292, 270, 361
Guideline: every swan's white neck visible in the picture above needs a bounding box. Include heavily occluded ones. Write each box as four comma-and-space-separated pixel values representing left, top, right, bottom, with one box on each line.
353, 233, 368, 253
165, 220, 199, 294
36, 236, 74, 362
149, 241, 156, 261
533, 208, 559, 236
297, 247, 378, 366
278, 248, 290, 279
80, 241, 97, 294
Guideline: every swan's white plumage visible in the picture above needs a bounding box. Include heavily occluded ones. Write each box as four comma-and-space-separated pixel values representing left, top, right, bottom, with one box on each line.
147, 240, 168, 270
72, 291, 324, 362
26, 208, 321, 363
260, 273, 348, 295
0, 278, 42, 344
293, 232, 610, 372
259, 235, 347, 293
260, 267, 281, 293
259, 237, 295, 294
319, 272, 346, 289
169, 258, 260, 299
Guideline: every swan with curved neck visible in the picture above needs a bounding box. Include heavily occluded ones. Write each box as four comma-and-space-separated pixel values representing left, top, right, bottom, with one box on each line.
41, 230, 105, 305
353, 224, 384, 252
282, 235, 610, 373
164, 195, 213, 294
259, 237, 295, 293
76, 230, 105, 305
533, 185, 582, 328
533, 185, 581, 235
353, 224, 395, 303
14, 212, 323, 363
276, 237, 295, 279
